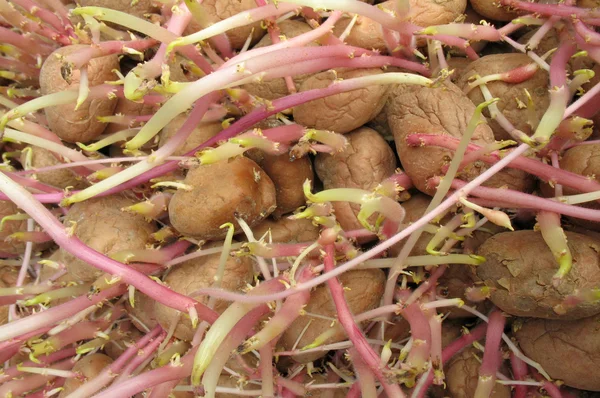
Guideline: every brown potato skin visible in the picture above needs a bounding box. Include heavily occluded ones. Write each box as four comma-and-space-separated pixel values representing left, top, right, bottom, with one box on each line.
60, 195, 157, 282
515, 314, 600, 391
387, 193, 436, 257
406, 0, 467, 30
58, 354, 113, 397
40, 45, 119, 143
437, 264, 492, 319
103, 321, 143, 360
476, 230, 600, 319
469, 0, 520, 21
26, 147, 86, 189
388, 81, 495, 195
445, 347, 512, 398
169, 157, 276, 240
79, 0, 159, 19
446, 57, 472, 84
251, 217, 320, 244
154, 246, 254, 341
457, 53, 551, 141
0, 201, 34, 255
332, 13, 387, 53
294, 69, 390, 134
279, 269, 385, 363
103, 97, 157, 136
158, 116, 223, 156
315, 127, 397, 233
127, 290, 159, 332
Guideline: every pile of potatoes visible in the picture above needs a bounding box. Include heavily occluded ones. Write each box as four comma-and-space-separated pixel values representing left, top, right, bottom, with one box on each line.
5, 0, 600, 395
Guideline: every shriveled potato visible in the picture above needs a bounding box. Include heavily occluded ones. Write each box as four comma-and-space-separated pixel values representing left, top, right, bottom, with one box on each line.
169, 157, 276, 240
332, 13, 387, 53
249, 152, 313, 218
387, 81, 495, 195
294, 69, 390, 134
154, 244, 254, 341
60, 195, 157, 282
252, 217, 320, 243
476, 230, 600, 319
40, 45, 119, 143
445, 347, 511, 398
79, 0, 159, 20
59, 354, 113, 397
515, 314, 600, 391
279, 269, 385, 363
315, 127, 397, 233
158, 116, 222, 156
23, 146, 85, 189
184, 0, 265, 49
406, 0, 466, 33
469, 0, 520, 21
456, 53, 551, 141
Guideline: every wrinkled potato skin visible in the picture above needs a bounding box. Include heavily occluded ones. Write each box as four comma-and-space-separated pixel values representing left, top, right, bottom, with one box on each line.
244, 20, 316, 100
476, 230, 600, 319
169, 157, 276, 240
154, 246, 254, 341
438, 264, 492, 318
0, 201, 34, 255
27, 147, 86, 189
315, 127, 397, 233
387, 193, 435, 257
279, 269, 385, 363
469, 0, 520, 21
252, 217, 320, 243
184, 0, 265, 49
446, 347, 512, 398
61, 195, 157, 282
405, 0, 466, 31
515, 314, 600, 391
457, 53, 551, 141
483, 166, 535, 193
158, 116, 223, 156
388, 81, 495, 195
40, 45, 119, 143
79, 0, 159, 19
294, 69, 390, 134
58, 354, 113, 397
332, 13, 387, 52
446, 57, 472, 84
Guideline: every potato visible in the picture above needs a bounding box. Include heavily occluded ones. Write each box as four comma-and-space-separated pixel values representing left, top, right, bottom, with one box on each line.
169, 157, 276, 240
293, 69, 390, 134
332, 13, 387, 53
60, 195, 157, 282
79, 0, 158, 20
24, 146, 85, 189
476, 230, 600, 319
279, 269, 385, 363
387, 81, 495, 195
184, 0, 265, 49
103, 97, 157, 136
387, 193, 437, 257
405, 0, 467, 33
158, 116, 222, 156
469, 0, 520, 21
515, 314, 600, 391
127, 290, 159, 332
251, 217, 320, 243
40, 45, 119, 143
445, 347, 511, 398
446, 57, 472, 84
367, 104, 394, 141
154, 244, 254, 341
437, 264, 492, 319
0, 200, 35, 255
249, 152, 313, 218
167, 54, 203, 83
244, 20, 317, 101
315, 127, 397, 233
59, 354, 113, 397
456, 53, 551, 141
103, 320, 143, 360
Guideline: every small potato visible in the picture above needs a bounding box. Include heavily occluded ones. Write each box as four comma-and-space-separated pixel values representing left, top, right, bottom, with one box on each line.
315, 127, 397, 233
456, 53, 551, 141
79, 0, 159, 20
515, 314, 600, 391
445, 347, 511, 398
251, 217, 320, 243
158, 116, 223, 156
154, 244, 254, 341
59, 354, 113, 397
24, 146, 86, 189
476, 230, 600, 319
249, 152, 313, 218
294, 69, 390, 134
387, 81, 495, 195
40, 45, 119, 143
184, 0, 265, 49
469, 0, 520, 21
279, 269, 385, 363
169, 157, 276, 240
60, 195, 157, 282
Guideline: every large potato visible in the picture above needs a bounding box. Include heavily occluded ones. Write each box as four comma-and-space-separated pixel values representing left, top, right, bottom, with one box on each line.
457, 53, 550, 141
279, 269, 385, 363
154, 244, 254, 341
315, 127, 397, 233
476, 230, 600, 319
25, 146, 86, 189
515, 314, 600, 391
169, 157, 276, 240
59, 354, 113, 397
387, 81, 495, 195
60, 195, 157, 282
294, 69, 390, 134
158, 116, 223, 156
40, 45, 119, 143
252, 217, 320, 243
